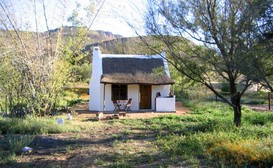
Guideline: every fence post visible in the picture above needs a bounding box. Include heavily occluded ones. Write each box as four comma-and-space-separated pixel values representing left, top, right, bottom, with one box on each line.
269, 92, 271, 110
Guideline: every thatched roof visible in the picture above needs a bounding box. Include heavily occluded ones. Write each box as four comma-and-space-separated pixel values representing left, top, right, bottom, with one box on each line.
101, 57, 174, 85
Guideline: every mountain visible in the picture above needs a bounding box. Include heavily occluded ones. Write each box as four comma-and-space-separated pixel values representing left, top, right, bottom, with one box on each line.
1, 26, 191, 56
47, 27, 158, 56
0, 26, 123, 48
1, 26, 169, 58
47, 26, 123, 43
85, 36, 157, 55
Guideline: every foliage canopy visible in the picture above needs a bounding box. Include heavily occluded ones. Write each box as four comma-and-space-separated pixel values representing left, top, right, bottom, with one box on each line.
144, 0, 273, 126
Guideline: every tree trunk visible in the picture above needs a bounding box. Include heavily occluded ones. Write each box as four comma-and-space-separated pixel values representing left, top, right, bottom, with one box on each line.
233, 104, 241, 127
231, 92, 241, 127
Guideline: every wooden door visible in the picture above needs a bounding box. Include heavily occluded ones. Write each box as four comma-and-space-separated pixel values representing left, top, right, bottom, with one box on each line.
140, 85, 151, 109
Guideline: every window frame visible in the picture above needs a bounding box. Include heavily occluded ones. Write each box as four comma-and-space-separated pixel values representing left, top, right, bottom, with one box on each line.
111, 84, 128, 100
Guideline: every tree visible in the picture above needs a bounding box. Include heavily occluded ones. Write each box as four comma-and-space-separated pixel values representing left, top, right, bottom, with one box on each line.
256, 3, 273, 92
144, 0, 273, 126
0, 1, 71, 116
0, 0, 105, 116
258, 1, 273, 42
237, 1, 273, 92
239, 40, 273, 92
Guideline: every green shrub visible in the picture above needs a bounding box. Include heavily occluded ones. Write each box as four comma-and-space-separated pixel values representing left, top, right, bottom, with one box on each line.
0, 134, 35, 164
56, 90, 79, 108
208, 138, 273, 167
241, 91, 268, 104
185, 85, 213, 102
110, 160, 132, 168
0, 116, 10, 134
73, 63, 92, 82
152, 101, 273, 167
0, 116, 84, 135
221, 83, 230, 93
7, 135, 35, 155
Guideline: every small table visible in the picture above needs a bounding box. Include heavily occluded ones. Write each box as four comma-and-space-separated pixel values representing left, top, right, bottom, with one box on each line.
117, 100, 128, 110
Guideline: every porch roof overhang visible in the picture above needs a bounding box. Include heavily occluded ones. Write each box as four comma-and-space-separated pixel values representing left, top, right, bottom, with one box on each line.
100, 73, 175, 85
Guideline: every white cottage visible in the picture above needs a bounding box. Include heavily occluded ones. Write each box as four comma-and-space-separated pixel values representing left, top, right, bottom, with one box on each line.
89, 47, 175, 112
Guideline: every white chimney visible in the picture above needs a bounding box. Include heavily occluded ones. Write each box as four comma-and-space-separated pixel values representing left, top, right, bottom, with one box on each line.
89, 47, 103, 111
161, 51, 171, 77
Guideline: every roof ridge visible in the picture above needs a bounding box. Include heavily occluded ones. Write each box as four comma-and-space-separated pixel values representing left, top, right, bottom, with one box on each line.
101, 54, 162, 59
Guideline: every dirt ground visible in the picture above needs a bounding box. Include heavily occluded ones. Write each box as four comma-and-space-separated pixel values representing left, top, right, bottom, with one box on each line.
246, 104, 273, 111
2, 103, 271, 167
74, 101, 189, 120
1, 103, 190, 168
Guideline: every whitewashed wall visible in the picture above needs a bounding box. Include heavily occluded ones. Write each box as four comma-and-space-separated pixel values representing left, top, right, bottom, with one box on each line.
128, 85, 139, 111
156, 96, 176, 112
104, 84, 112, 111
152, 85, 171, 110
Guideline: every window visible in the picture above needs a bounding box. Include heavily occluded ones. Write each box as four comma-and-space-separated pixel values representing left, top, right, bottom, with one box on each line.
112, 85, 127, 100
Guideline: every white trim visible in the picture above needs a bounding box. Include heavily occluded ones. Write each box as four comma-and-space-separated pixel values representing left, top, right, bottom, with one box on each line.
101, 54, 162, 59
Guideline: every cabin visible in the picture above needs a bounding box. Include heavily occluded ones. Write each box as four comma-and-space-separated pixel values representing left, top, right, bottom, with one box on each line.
89, 47, 175, 112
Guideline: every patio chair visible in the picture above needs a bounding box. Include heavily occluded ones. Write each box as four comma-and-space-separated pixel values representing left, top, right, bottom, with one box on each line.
124, 98, 133, 111
113, 100, 121, 111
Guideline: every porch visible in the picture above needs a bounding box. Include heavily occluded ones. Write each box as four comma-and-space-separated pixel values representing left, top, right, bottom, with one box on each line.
98, 83, 175, 112
76, 102, 188, 119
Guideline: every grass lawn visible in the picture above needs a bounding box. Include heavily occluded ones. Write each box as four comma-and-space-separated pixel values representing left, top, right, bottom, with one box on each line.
0, 101, 273, 167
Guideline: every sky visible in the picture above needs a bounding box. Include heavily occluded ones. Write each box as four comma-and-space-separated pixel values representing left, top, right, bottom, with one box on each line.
5, 0, 147, 37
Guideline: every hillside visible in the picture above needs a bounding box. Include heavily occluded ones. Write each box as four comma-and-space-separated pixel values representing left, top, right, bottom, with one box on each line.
85, 34, 194, 56
0, 26, 190, 62
86, 36, 163, 55
47, 26, 123, 43
0, 26, 123, 48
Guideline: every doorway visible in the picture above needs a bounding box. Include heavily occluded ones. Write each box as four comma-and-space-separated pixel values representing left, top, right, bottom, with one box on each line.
139, 85, 151, 109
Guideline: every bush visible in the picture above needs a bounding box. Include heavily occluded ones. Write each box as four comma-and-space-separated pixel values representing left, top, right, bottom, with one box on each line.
221, 83, 230, 93
152, 101, 273, 167
0, 116, 84, 135
241, 91, 268, 104
73, 63, 92, 82
0, 56, 71, 117
7, 135, 35, 155
208, 139, 273, 167
0, 134, 34, 163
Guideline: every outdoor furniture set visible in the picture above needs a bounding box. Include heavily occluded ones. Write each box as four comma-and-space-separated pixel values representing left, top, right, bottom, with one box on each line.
113, 98, 132, 111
